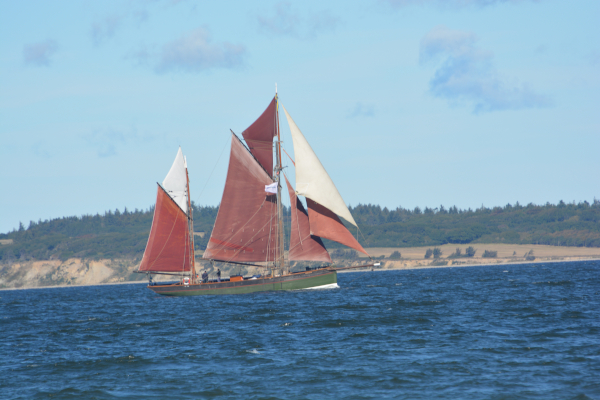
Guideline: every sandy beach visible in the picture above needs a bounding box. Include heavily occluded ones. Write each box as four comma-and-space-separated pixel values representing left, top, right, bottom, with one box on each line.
348, 244, 600, 272
2, 243, 598, 290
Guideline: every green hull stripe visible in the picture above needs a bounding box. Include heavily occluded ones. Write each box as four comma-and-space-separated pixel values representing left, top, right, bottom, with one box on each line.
149, 271, 337, 296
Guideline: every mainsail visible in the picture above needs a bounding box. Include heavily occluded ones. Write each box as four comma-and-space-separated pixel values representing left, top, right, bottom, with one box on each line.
242, 97, 277, 175
285, 175, 331, 262
139, 148, 194, 273
203, 134, 279, 263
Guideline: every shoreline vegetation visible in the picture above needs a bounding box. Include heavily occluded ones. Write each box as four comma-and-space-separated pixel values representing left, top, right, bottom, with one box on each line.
1, 200, 599, 265
1, 199, 599, 289
1, 244, 598, 290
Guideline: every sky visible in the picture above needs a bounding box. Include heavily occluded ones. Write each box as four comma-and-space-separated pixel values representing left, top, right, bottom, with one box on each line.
1, 0, 599, 234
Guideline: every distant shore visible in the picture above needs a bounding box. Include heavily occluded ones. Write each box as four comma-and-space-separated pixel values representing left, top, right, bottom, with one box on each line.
339, 256, 600, 273
0, 280, 147, 291
1, 243, 599, 290
3, 256, 598, 291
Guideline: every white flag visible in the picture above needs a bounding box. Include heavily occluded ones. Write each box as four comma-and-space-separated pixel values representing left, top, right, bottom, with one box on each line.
265, 183, 278, 194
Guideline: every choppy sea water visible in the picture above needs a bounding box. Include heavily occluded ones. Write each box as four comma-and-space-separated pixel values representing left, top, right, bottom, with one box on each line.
1, 261, 599, 400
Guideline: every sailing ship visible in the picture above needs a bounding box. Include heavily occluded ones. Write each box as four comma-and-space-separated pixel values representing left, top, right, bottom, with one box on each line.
137, 92, 378, 296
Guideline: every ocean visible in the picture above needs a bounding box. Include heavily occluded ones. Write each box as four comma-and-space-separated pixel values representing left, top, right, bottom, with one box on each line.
1, 261, 599, 399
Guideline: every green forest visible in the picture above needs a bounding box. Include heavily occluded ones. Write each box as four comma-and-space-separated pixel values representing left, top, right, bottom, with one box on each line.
1, 199, 599, 263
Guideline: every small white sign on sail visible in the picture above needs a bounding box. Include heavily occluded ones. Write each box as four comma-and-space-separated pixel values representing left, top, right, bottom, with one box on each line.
265, 182, 278, 194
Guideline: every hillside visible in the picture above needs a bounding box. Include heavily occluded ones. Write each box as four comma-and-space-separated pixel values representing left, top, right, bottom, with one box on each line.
353, 200, 600, 248
1, 200, 599, 265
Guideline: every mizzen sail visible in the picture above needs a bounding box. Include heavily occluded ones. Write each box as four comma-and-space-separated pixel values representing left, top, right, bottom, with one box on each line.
285, 175, 331, 262
282, 105, 358, 227
203, 134, 278, 263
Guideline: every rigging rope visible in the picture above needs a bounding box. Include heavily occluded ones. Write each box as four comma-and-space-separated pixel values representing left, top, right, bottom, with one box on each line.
195, 134, 230, 203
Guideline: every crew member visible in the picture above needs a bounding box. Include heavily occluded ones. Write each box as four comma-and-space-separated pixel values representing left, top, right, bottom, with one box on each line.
217, 268, 221, 282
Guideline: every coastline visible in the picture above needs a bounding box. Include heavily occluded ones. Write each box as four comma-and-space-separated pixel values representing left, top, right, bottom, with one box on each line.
0, 280, 148, 291
2, 244, 599, 290
2, 255, 599, 290
338, 256, 600, 273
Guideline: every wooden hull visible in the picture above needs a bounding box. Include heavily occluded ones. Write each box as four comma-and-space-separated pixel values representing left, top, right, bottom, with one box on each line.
148, 269, 337, 296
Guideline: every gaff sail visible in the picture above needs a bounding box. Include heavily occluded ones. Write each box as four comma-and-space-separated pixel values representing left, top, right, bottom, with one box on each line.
242, 97, 277, 175
285, 175, 331, 262
203, 134, 278, 263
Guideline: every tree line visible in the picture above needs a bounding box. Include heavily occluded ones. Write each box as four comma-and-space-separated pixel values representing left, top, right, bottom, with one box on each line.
1, 199, 599, 263
345, 200, 600, 249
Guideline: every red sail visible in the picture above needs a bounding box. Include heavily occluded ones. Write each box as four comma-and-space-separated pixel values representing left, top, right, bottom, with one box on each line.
203, 134, 278, 263
285, 176, 331, 262
306, 199, 368, 255
241, 97, 277, 175
139, 186, 192, 273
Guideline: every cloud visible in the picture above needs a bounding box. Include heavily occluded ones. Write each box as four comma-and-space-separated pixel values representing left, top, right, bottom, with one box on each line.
258, 2, 300, 36
23, 40, 58, 66
91, 15, 122, 46
420, 25, 552, 113
83, 127, 155, 157
348, 103, 375, 118
258, 2, 339, 38
147, 28, 245, 73
590, 50, 600, 67
384, 0, 539, 9
307, 10, 340, 37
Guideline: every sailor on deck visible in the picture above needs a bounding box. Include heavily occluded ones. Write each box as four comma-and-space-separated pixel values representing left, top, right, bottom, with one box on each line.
202, 270, 208, 283
217, 268, 221, 282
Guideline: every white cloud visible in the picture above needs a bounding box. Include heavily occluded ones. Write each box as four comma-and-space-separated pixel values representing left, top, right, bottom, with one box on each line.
349, 103, 375, 118
258, 2, 339, 38
23, 40, 58, 67
83, 127, 155, 157
154, 28, 245, 73
258, 2, 300, 36
385, 0, 539, 9
420, 25, 551, 113
91, 14, 122, 46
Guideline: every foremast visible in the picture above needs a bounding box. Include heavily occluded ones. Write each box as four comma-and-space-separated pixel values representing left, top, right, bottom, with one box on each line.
186, 165, 196, 283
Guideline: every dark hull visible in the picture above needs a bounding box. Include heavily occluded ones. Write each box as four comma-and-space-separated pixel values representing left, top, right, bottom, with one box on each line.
148, 269, 337, 296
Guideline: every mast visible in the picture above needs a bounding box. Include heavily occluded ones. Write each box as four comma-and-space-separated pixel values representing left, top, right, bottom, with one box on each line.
186, 165, 196, 283
275, 92, 285, 275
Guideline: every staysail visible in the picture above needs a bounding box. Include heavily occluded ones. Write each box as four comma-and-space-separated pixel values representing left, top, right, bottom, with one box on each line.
285, 175, 331, 262
282, 105, 369, 256
242, 97, 277, 175
203, 134, 279, 263
282, 105, 358, 227
306, 198, 368, 255
139, 149, 193, 273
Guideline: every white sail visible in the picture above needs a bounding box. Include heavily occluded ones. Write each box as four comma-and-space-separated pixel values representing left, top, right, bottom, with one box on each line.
282, 105, 357, 227
162, 147, 188, 214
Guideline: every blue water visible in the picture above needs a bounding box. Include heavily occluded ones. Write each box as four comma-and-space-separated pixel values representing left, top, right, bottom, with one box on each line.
1, 261, 599, 400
